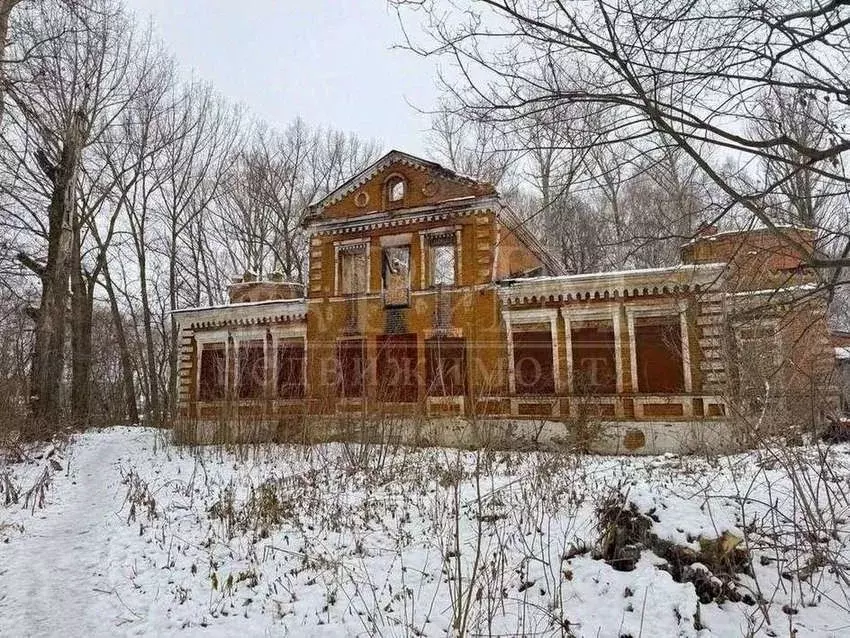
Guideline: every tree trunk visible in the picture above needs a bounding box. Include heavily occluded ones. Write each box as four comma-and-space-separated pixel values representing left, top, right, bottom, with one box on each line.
0, 0, 22, 127
69, 273, 93, 427
138, 253, 161, 425
27, 110, 86, 428
101, 260, 140, 425
69, 214, 93, 428
167, 231, 178, 420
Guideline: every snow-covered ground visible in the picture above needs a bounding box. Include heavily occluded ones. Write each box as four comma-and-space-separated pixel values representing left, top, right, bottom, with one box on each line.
1, 426, 849, 637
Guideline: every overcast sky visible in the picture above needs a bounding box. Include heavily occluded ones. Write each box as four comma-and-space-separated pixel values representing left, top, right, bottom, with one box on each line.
124, 0, 438, 156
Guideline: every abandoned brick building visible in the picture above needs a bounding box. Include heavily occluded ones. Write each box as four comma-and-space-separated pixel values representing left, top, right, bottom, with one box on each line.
174, 150, 838, 452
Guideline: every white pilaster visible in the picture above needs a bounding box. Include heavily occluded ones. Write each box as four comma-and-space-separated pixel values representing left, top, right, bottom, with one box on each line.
679, 300, 693, 394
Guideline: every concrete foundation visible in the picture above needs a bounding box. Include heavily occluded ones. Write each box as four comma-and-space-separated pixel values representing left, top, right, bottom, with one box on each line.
174, 416, 738, 455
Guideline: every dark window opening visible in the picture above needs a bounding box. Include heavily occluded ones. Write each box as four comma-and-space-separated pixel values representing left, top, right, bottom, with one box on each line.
337, 338, 366, 398
376, 333, 419, 402
199, 342, 226, 401
277, 340, 305, 399
571, 321, 617, 394
387, 176, 405, 203
635, 318, 684, 393
513, 330, 555, 395
237, 339, 265, 399
426, 337, 466, 396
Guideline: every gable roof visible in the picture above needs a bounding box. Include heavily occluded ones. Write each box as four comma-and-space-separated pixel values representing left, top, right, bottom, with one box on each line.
305, 149, 487, 219
304, 148, 565, 276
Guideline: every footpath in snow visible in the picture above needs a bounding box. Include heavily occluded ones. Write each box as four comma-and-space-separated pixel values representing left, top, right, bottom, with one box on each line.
1, 426, 849, 637
0, 428, 161, 637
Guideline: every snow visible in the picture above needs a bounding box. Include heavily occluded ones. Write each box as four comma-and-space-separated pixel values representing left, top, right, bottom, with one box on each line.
173, 297, 306, 315
836, 347, 850, 361
730, 283, 818, 297
680, 224, 817, 247
501, 262, 728, 285
2, 427, 850, 637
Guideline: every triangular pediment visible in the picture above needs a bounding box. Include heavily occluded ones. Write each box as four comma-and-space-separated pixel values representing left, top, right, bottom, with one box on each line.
305, 150, 496, 222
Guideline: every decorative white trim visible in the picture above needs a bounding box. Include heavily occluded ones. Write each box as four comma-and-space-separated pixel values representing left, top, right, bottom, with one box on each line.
175, 299, 305, 334
455, 229, 463, 286
559, 304, 623, 397
625, 300, 693, 394
354, 191, 369, 208
680, 305, 693, 394
491, 216, 500, 283
308, 202, 496, 238
307, 150, 485, 215
333, 239, 371, 296
419, 228, 461, 289
499, 263, 727, 305
379, 233, 412, 247
383, 172, 408, 207
194, 329, 231, 344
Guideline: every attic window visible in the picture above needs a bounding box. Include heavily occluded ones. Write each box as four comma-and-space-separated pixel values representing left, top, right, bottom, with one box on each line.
387, 176, 405, 203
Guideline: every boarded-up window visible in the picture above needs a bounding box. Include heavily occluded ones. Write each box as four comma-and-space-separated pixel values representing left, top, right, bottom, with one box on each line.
376, 333, 419, 402
337, 338, 366, 398
426, 337, 466, 396
237, 339, 265, 399
199, 342, 226, 401
513, 330, 555, 395
338, 245, 367, 295
277, 340, 305, 399
571, 321, 617, 394
635, 318, 684, 393
383, 245, 410, 307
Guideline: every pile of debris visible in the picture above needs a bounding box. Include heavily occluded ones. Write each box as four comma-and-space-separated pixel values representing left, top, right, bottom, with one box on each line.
593, 489, 755, 605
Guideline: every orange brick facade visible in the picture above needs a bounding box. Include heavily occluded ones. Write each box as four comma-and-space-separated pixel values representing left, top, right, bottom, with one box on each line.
173, 151, 838, 452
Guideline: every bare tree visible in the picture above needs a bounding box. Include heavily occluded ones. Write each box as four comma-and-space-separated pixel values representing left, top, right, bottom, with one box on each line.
0, 0, 25, 124
2, 0, 101, 427
393, 0, 850, 285
216, 119, 382, 285
754, 83, 840, 230
429, 107, 517, 189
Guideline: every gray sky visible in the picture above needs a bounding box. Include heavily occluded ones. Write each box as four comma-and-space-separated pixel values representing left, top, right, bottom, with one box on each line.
125, 0, 438, 156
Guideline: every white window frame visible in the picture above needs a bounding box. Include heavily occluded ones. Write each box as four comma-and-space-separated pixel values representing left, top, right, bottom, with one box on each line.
334, 238, 371, 297
195, 330, 231, 402
625, 300, 692, 394
270, 329, 307, 399
502, 308, 560, 395
559, 304, 624, 395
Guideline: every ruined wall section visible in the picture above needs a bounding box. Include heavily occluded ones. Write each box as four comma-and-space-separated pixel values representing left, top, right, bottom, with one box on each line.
494, 220, 547, 279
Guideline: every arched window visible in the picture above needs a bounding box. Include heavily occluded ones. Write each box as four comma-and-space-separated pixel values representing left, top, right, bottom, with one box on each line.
386, 175, 405, 204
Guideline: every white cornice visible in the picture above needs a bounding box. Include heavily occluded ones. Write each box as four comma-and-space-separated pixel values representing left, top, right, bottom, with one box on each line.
307, 198, 498, 237
498, 263, 728, 305
174, 299, 306, 330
